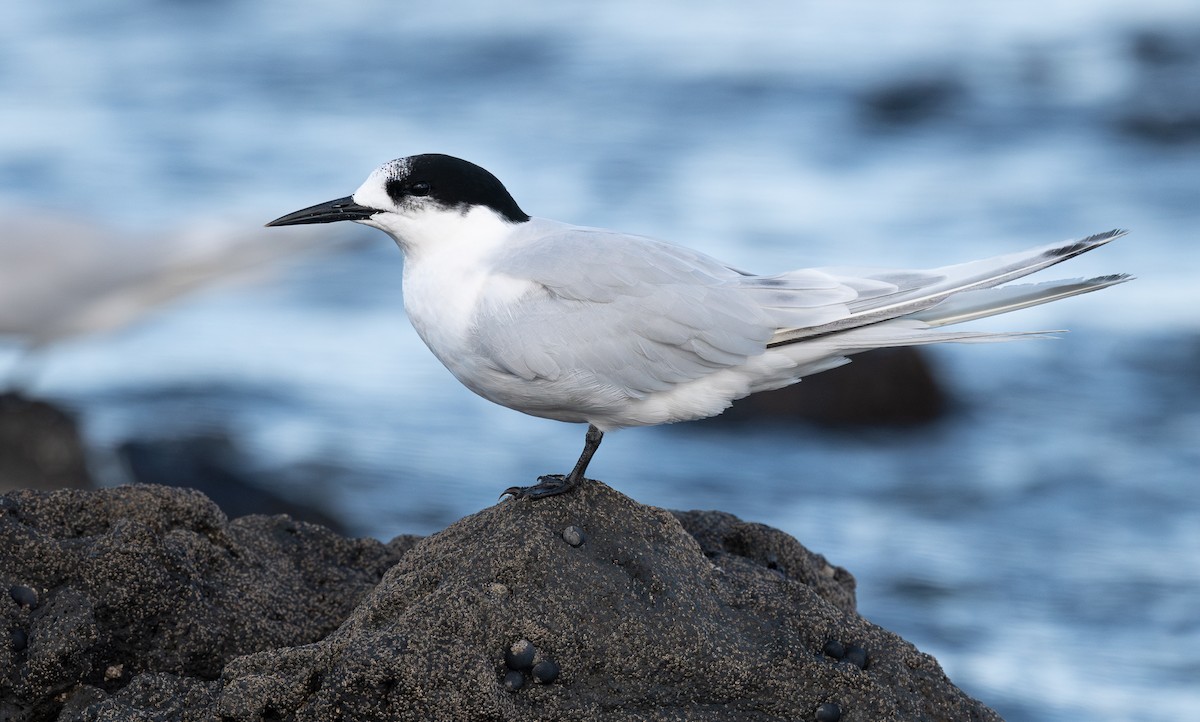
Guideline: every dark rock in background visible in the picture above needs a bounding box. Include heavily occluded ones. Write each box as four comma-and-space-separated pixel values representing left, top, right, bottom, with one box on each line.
0, 393, 92, 493
2, 483, 999, 722
700, 347, 948, 429
118, 437, 348, 534
0, 392, 348, 531
1117, 27, 1200, 144
859, 73, 968, 128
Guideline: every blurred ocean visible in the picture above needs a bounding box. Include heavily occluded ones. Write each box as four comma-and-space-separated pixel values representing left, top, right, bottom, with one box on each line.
2, 1, 1198, 719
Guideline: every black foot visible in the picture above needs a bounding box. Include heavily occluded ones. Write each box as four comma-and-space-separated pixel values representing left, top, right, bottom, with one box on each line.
501, 474, 583, 501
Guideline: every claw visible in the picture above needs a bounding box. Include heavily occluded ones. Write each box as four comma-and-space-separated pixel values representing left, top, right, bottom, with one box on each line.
499, 424, 605, 501
501, 474, 578, 500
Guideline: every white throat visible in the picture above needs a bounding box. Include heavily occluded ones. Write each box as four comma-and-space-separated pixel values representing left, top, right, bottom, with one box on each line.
359, 202, 532, 388
358, 204, 517, 263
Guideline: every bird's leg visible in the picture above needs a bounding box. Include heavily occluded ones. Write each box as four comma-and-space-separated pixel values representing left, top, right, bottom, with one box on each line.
560, 424, 604, 485
502, 424, 604, 500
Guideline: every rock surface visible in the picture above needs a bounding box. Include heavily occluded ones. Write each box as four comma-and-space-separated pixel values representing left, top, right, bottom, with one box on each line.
1, 483, 1000, 722
0, 485, 417, 721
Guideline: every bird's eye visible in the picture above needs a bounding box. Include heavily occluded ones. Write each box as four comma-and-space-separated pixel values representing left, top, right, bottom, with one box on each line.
409, 181, 432, 196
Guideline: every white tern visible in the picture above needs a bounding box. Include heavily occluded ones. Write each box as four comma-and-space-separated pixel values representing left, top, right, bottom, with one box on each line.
267, 154, 1128, 499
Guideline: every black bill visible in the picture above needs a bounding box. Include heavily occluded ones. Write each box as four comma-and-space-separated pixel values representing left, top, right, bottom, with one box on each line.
265, 196, 378, 226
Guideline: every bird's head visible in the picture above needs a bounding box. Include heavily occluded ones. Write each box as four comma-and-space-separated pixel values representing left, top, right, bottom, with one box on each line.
266, 154, 529, 254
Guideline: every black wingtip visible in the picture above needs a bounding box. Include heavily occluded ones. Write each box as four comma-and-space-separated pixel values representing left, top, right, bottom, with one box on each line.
1081, 228, 1129, 244
1087, 272, 1136, 285
1045, 229, 1129, 258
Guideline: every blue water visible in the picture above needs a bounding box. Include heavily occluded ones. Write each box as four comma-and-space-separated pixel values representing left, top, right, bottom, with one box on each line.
3, 1, 1199, 719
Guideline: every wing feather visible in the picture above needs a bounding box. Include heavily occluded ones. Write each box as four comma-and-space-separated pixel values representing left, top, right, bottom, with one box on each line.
768, 229, 1128, 346
472, 224, 1126, 407
479, 229, 779, 395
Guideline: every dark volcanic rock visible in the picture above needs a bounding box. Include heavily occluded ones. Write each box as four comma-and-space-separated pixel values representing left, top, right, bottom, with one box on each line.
0, 485, 416, 721
2, 483, 999, 722
671, 509, 857, 613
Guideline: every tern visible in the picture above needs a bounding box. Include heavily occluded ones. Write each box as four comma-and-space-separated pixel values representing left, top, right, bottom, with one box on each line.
267, 153, 1128, 499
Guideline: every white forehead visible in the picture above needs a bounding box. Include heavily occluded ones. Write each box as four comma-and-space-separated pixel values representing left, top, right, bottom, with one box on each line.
351, 157, 411, 210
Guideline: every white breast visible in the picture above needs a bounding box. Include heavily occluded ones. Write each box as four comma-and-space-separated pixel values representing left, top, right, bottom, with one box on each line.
396, 212, 541, 389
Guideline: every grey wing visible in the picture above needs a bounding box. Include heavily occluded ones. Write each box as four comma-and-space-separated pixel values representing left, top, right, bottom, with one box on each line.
472, 226, 1128, 398
477, 228, 878, 398
476, 229, 770, 396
